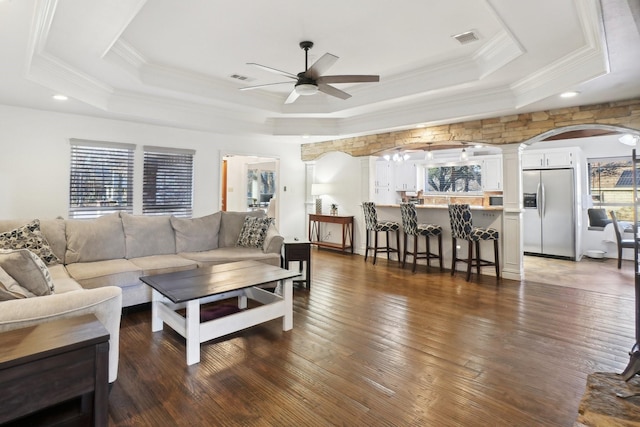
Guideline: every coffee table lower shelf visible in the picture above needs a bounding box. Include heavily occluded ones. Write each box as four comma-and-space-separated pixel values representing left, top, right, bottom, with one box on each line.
151, 282, 293, 365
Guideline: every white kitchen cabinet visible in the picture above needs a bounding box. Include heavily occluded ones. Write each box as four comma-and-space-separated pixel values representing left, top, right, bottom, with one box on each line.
374, 161, 395, 204
375, 161, 392, 188
394, 161, 418, 191
482, 156, 502, 191
522, 149, 574, 169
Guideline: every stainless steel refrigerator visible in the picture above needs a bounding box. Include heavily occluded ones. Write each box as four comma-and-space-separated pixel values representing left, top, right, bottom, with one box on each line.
523, 168, 575, 259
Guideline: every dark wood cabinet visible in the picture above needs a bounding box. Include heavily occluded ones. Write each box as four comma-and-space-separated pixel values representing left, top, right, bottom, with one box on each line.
0, 314, 110, 426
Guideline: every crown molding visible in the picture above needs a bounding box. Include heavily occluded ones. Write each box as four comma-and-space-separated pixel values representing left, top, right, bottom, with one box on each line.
510, 0, 609, 107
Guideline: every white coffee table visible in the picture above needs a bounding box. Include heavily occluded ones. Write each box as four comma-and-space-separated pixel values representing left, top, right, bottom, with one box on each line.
140, 260, 299, 365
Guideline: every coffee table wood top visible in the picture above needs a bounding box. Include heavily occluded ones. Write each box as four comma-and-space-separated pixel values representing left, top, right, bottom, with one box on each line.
140, 260, 299, 304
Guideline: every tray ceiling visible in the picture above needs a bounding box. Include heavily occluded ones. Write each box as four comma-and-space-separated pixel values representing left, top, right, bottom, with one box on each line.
1, 0, 639, 143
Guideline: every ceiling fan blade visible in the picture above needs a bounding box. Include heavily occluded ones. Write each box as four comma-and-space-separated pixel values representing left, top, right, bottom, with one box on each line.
317, 83, 351, 100
284, 89, 300, 104
247, 63, 298, 79
305, 53, 338, 79
240, 81, 293, 91
316, 75, 380, 84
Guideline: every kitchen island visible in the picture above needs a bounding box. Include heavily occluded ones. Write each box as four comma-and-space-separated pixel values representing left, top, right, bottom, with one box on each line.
374, 204, 503, 277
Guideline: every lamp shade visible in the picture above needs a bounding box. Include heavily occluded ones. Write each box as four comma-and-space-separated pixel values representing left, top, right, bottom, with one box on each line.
311, 183, 331, 196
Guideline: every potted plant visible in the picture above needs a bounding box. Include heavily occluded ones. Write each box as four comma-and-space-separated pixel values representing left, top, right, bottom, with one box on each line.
330, 203, 338, 215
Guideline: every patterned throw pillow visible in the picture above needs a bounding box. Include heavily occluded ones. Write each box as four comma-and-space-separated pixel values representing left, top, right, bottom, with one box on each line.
236, 216, 273, 249
0, 219, 60, 265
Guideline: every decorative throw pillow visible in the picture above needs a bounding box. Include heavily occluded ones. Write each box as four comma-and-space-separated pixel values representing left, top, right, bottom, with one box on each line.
0, 249, 55, 295
0, 265, 35, 301
0, 219, 60, 265
236, 216, 273, 249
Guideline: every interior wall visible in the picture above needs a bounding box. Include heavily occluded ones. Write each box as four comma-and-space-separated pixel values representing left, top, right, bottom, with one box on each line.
313, 151, 366, 249
0, 104, 306, 238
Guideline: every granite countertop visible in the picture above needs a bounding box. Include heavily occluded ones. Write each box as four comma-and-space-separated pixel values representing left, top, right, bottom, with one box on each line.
376, 204, 503, 211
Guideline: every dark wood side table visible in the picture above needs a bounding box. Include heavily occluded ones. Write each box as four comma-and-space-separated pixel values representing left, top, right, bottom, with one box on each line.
308, 214, 354, 254
0, 314, 110, 427
282, 237, 311, 289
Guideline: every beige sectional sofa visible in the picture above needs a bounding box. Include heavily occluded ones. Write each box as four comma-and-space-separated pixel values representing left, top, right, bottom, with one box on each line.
0, 210, 283, 384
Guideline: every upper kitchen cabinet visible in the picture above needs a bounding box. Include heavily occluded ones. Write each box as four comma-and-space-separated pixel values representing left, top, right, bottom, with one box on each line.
482, 155, 503, 191
522, 148, 574, 169
374, 161, 395, 204
395, 161, 418, 191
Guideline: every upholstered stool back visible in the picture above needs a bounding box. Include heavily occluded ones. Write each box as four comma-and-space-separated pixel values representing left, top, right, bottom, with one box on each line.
362, 202, 378, 231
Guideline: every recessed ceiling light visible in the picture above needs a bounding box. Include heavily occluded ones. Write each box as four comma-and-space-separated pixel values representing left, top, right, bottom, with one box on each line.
560, 91, 579, 98
52, 94, 68, 101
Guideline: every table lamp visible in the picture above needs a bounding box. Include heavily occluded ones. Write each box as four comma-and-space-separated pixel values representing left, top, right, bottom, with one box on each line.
311, 183, 330, 214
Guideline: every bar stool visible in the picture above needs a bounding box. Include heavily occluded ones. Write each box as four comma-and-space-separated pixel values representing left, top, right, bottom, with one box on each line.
362, 202, 401, 265
448, 203, 500, 281
399, 203, 443, 272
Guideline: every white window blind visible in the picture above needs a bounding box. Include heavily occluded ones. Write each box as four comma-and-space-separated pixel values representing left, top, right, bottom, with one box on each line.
143, 146, 194, 217
69, 139, 135, 219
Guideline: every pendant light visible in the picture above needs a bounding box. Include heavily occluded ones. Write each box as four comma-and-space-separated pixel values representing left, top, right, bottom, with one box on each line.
425, 143, 434, 161
460, 143, 469, 161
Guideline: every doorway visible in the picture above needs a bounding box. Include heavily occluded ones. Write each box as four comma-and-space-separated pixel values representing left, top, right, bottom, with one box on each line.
221, 154, 280, 226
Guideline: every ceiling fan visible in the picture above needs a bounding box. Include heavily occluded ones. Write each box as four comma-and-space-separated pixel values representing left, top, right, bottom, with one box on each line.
240, 41, 380, 104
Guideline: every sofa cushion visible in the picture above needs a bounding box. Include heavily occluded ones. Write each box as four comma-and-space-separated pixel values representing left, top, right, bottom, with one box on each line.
129, 254, 198, 276
39, 219, 67, 264
0, 266, 33, 300
121, 213, 176, 258
219, 210, 264, 248
65, 259, 142, 290
65, 213, 126, 263
0, 219, 61, 265
47, 264, 84, 294
170, 212, 221, 252
179, 247, 281, 268
237, 216, 273, 248
0, 249, 54, 296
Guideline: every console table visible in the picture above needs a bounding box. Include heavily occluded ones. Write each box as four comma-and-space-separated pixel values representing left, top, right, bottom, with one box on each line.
0, 314, 110, 426
308, 214, 354, 253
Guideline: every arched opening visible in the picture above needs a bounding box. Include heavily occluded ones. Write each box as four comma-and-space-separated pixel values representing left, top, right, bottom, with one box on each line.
518, 124, 640, 288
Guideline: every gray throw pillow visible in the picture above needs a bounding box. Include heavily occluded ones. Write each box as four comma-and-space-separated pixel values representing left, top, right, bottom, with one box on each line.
0, 219, 60, 265
0, 249, 54, 296
237, 217, 273, 248
171, 212, 222, 253
0, 265, 34, 300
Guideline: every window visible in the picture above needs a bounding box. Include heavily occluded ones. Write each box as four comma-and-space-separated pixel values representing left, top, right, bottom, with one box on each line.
143, 146, 194, 217
424, 164, 482, 193
69, 139, 134, 219
589, 156, 637, 221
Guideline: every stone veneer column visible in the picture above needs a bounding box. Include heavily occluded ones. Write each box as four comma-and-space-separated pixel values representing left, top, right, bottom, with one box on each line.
500, 143, 524, 281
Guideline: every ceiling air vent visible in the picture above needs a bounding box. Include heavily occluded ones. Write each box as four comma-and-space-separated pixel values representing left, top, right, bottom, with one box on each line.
452, 30, 479, 45
230, 74, 251, 81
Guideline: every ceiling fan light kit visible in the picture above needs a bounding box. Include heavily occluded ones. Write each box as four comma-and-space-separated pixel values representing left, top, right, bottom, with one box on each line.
295, 83, 319, 96
243, 40, 379, 104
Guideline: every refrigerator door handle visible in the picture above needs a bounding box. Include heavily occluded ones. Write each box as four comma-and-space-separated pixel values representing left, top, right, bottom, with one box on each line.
541, 182, 546, 218
536, 182, 542, 217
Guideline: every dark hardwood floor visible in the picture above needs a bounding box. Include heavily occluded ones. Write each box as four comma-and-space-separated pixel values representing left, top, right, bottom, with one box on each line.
108, 249, 637, 426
